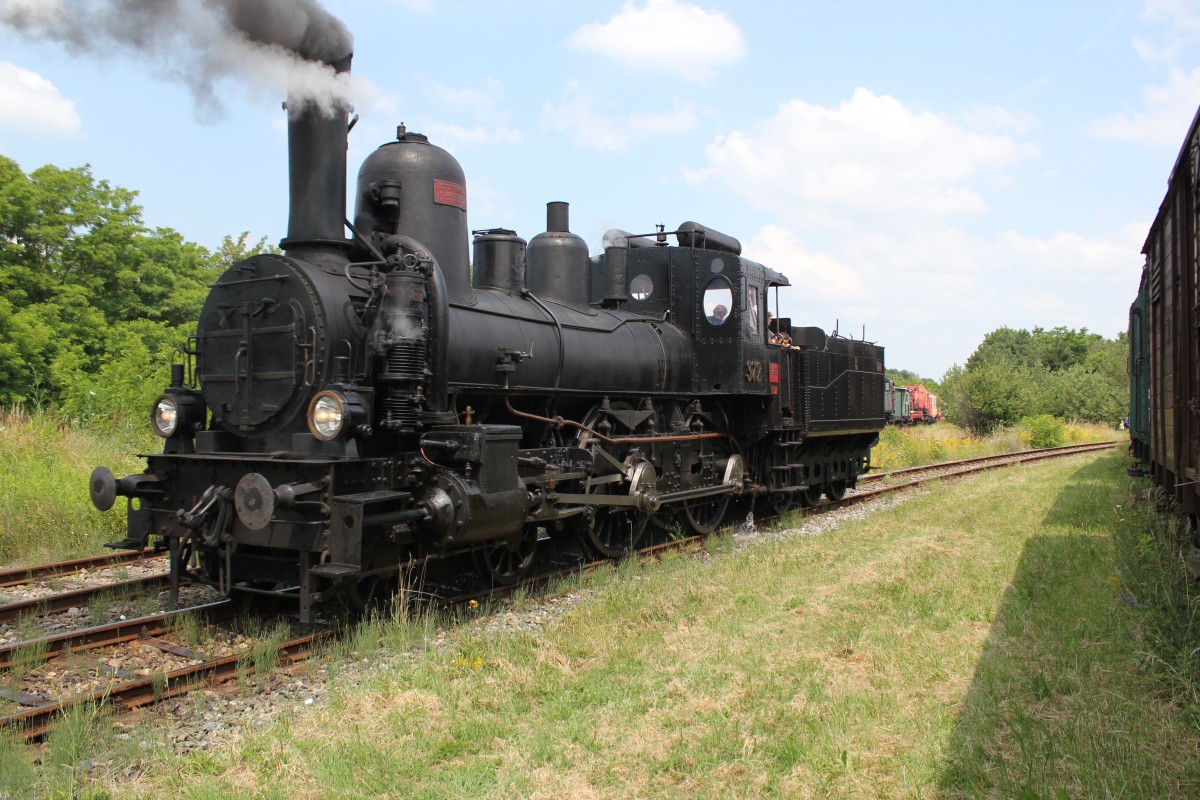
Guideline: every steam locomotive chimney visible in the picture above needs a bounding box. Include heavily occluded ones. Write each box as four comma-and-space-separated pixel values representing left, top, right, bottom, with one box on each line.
546, 201, 570, 233
282, 54, 353, 258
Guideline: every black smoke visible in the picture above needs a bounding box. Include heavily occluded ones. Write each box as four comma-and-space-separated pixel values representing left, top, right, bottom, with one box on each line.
0, 0, 363, 119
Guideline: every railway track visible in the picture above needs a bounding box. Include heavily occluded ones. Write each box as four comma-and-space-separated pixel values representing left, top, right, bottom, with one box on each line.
0, 440, 1118, 741
0, 549, 162, 590
857, 441, 1118, 489
0, 602, 320, 740
0, 573, 172, 626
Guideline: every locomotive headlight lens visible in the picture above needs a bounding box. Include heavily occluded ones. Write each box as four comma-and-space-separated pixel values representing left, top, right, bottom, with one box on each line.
151, 395, 180, 438
308, 391, 346, 440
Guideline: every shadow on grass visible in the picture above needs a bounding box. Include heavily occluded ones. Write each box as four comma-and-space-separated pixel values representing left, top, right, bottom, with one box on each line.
1040, 456, 1122, 529
935, 456, 1200, 798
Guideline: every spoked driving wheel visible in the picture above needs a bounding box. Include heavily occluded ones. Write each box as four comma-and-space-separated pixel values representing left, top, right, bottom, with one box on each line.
588, 505, 650, 558
474, 525, 539, 585
683, 495, 731, 534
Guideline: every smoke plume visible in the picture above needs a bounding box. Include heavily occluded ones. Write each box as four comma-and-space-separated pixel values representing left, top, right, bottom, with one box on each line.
0, 0, 373, 119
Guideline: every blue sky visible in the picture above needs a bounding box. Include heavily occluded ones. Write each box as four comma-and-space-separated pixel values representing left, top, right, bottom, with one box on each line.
1, 0, 1198, 380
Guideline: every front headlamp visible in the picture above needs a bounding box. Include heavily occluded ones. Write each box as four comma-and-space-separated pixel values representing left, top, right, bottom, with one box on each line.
151, 394, 181, 438
308, 391, 347, 441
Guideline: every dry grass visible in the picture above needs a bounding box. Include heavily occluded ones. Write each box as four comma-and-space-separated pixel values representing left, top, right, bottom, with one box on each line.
872, 420, 1117, 470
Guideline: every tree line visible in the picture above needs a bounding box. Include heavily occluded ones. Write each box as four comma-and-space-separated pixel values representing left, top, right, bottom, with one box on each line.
934, 326, 1128, 433
0, 156, 271, 421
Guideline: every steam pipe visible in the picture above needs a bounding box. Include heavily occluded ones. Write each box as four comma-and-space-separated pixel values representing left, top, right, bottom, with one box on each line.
426, 253, 450, 413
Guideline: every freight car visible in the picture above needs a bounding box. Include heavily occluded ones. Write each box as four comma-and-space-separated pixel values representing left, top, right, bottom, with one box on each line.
1128, 268, 1150, 477
901, 384, 938, 424
884, 381, 912, 425
1133, 104, 1200, 513
88, 54, 887, 622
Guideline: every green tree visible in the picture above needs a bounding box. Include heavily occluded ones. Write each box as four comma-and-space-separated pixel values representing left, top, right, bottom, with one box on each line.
949, 325, 1129, 432
956, 360, 1036, 432
886, 369, 940, 393
965, 327, 1035, 371
1031, 326, 1091, 372
0, 156, 271, 416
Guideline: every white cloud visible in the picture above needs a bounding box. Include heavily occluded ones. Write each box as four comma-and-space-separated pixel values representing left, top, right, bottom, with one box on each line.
0, 61, 81, 137
1091, 67, 1200, 146
541, 80, 698, 152
688, 88, 1034, 226
1143, 0, 1200, 42
423, 121, 523, 146
995, 228, 1141, 277
743, 225, 866, 302
960, 105, 1039, 136
424, 76, 505, 113
1130, 0, 1200, 67
567, 0, 744, 82
628, 102, 699, 137
1090, 2, 1200, 147
755, 221, 1140, 377
461, 174, 510, 227
415, 76, 524, 147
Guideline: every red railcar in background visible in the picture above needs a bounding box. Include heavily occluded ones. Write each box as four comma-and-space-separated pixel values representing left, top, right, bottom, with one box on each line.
901, 384, 940, 424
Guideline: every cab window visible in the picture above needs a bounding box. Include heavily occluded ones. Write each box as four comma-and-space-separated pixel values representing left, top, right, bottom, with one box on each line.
746, 283, 761, 336
703, 278, 733, 327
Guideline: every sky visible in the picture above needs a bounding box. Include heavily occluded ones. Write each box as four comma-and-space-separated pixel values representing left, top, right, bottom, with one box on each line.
1, 0, 1198, 380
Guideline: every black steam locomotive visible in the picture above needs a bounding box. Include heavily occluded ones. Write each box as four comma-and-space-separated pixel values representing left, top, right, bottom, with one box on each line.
89, 57, 886, 622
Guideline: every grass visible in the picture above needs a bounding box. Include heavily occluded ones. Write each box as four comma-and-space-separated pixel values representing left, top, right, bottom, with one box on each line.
5, 637, 51, 686
168, 611, 206, 651
871, 420, 1117, 470
22, 449, 1184, 799
1111, 484, 1200, 709
0, 407, 151, 564
232, 619, 299, 689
